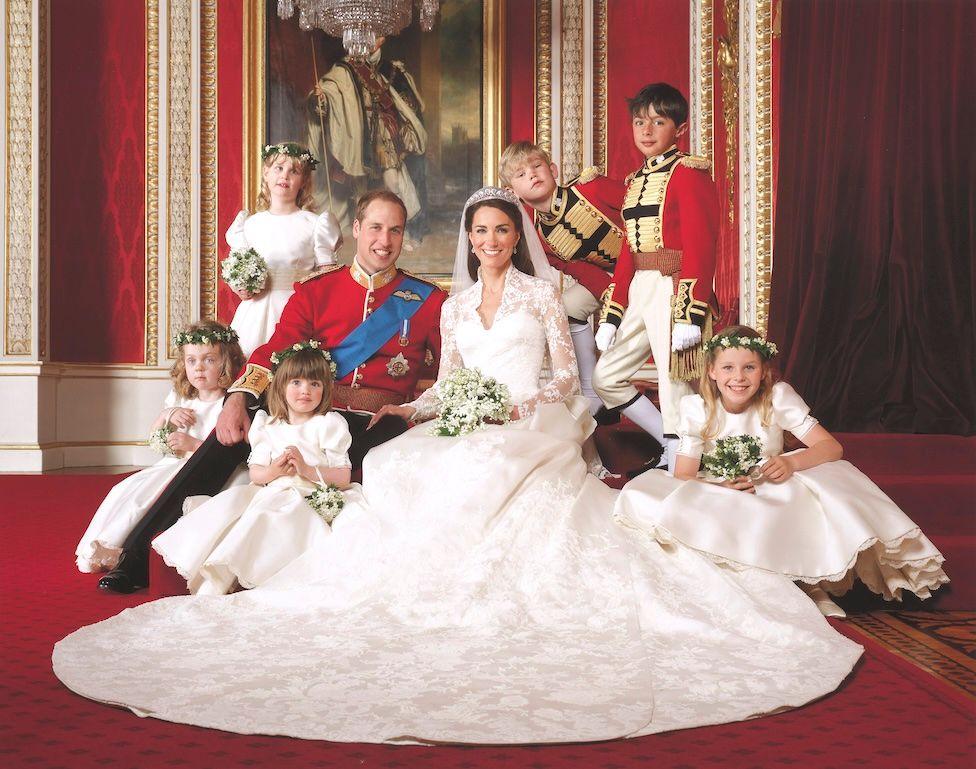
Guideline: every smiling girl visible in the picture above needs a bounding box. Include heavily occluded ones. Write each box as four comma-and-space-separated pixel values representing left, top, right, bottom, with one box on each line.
614, 325, 948, 615
224, 142, 342, 356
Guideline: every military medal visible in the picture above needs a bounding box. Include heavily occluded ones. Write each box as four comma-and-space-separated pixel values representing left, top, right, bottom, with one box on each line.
398, 319, 410, 347
387, 352, 409, 378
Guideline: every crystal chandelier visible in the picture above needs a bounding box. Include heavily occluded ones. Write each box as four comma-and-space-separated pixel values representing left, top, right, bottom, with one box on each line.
278, 0, 442, 59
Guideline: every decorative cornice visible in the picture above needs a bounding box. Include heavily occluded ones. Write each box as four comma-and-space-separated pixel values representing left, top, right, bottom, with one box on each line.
145, 0, 160, 365
535, 0, 552, 156
199, 0, 217, 320
167, 0, 193, 358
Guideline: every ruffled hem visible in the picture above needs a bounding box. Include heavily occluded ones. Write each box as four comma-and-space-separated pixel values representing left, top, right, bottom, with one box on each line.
75, 541, 123, 574
614, 515, 949, 602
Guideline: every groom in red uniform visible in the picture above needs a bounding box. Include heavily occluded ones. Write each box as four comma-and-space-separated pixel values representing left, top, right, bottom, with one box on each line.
99, 190, 445, 593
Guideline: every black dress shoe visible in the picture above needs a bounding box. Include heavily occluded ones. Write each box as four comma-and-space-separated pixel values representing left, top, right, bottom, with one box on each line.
593, 406, 621, 426
626, 442, 667, 478
98, 549, 149, 593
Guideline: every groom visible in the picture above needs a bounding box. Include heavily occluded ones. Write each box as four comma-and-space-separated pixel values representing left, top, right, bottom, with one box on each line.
99, 189, 446, 593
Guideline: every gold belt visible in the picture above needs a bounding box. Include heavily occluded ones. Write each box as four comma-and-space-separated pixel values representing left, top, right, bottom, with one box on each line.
333, 384, 405, 413
633, 248, 683, 275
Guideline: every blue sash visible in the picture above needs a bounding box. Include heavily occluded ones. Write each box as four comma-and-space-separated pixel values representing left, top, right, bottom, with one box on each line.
331, 276, 435, 379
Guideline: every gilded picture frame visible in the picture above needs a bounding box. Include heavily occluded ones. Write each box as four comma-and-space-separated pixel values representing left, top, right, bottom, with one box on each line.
241, 0, 505, 279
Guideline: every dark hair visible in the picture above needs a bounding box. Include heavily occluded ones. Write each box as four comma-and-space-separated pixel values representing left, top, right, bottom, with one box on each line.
265, 349, 335, 421
354, 189, 408, 226
170, 320, 245, 399
463, 198, 536, 281
627, 82, 688, 127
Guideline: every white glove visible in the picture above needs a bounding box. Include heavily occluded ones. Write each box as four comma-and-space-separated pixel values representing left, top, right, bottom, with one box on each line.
594, 322, 617, 352
671, 322, 701, 352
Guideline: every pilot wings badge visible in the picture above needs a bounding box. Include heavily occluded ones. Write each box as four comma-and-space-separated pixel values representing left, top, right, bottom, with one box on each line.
393, 289, 422, 302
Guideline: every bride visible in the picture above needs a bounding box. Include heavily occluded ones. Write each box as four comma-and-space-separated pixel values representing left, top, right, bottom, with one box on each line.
53, 188, 862, 745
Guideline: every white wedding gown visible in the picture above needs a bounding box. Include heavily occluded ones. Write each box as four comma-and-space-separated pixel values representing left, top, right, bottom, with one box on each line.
54, 267, 862, 744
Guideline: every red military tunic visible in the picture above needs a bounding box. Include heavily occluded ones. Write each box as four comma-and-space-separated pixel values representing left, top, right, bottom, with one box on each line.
602, 149, 718, 328
230, 260, 445, 410
531, 169, 632, 300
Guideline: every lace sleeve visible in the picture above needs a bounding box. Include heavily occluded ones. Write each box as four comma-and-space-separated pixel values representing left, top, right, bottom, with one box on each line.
515, 281, 580, 419
405, 298, 463, 421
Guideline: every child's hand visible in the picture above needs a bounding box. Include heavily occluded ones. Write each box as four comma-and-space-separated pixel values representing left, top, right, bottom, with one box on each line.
760, 455, 794, 483
233, 287, 254, 300
720, 476, 756, 493
270, 453, 294, 479
168, 407, 196, 429
167, 432, 201, 455
283, 445, 313, 478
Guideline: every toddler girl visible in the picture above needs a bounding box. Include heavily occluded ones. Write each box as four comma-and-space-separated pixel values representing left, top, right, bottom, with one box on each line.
153, 342, 353, 595
225, 142, 341, 356
76, 321, 246, 573
614, 325, 948, 615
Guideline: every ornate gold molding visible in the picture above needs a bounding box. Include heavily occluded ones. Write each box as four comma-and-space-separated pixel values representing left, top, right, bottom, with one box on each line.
559, 0, 584, 180
718, 0, 738, 221
145, 0, 160, 365
37, 0, 49, 358
5, 0, 33, 356
482, 0, 506, 185
691, 0, 714, 171
167, 0, 193, 357
592, 0, 607, 171
242, 0, 265, 209
535, 0, 552, 156
200, 0, 218, 320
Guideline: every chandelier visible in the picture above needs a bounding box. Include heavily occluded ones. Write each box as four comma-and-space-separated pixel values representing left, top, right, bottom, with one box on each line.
277, 0, 441, 59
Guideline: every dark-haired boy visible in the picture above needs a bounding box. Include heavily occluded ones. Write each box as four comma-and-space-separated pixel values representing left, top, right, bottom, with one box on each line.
593, 83, 718, 471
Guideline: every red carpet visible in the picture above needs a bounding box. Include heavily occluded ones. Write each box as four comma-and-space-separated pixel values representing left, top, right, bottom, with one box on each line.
1, 473, 974, 768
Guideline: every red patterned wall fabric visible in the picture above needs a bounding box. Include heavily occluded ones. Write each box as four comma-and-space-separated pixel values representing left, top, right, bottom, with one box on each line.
50, 0, 146, 363
505, 0, 536, 147
606, 0, 690, 182
216, 0, 245, 324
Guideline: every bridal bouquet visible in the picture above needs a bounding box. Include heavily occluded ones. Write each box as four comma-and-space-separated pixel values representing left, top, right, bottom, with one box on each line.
305, 483, 345, 525
429, 367, 512, 437
147, 425, 176, 457
221, 247, 268, 295
701, 435, 764, 480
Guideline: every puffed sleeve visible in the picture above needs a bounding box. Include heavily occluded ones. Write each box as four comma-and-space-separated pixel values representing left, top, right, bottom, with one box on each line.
514, 279, 581, 419
676, 394, 707, 459
162, 389, 178, 410
406, 296, 463, 420
246, 411, 273, 466
225, 210, 249, 250
318, 412, 352, 468
771, 381, 819, 439
313, 210, 341, 266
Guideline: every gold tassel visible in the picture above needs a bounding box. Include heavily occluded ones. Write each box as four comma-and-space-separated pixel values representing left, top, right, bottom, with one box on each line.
670, 311, 714, 382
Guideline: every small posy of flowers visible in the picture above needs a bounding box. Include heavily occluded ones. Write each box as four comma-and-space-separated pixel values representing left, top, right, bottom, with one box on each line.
221, 247, 268, 295
430, 367, 512, 437
148, 425, 176, 457
701, 435, 764, 480
305, 483, 345, 525
262, 142, 319, 170
174, 326, 239, 348
705, 334, 778, 360
269, 340, 337, 377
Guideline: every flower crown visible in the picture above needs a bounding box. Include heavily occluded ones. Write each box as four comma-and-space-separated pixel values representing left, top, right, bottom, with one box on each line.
174, 326, 239, 347
464, 185, 520, 210
269, 340, 337, 377
261, 142, 319, 170
705, 334, 779, 360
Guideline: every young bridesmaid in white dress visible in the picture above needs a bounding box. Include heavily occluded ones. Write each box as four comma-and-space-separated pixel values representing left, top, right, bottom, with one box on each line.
75, 321, 246, 573
615, 325, 948, 615
152, 343, 355, 595
225, 142, 342, 357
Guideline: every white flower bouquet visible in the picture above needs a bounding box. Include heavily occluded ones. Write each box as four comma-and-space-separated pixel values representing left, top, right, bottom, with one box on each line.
305, 483, 345, 525
221, 247, 268, 295
701, 435, 764, 480
148, 425, 176, 457
429, 367, 512, 437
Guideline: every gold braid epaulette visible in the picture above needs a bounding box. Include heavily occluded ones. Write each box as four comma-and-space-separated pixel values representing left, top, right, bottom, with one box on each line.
678, 155, 711, 172
299, 264, 343, 283
574, 165, 602, 185
228, 363, 271, 399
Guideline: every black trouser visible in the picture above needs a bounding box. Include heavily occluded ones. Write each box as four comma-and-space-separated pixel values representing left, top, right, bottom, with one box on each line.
121, 411, 408, 554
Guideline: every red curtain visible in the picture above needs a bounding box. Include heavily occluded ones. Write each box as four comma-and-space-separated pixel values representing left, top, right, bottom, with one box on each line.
770, 0, 975, 434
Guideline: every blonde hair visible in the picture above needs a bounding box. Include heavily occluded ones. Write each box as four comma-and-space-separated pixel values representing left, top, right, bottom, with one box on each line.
170, 320, 245, 399
255, 150, 316, 212
699, 324, 777, 441
498, 141, 552, 187
265, 349, 335, 421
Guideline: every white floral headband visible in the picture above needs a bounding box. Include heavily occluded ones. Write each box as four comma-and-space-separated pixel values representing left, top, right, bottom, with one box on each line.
705, 334, 778, 360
